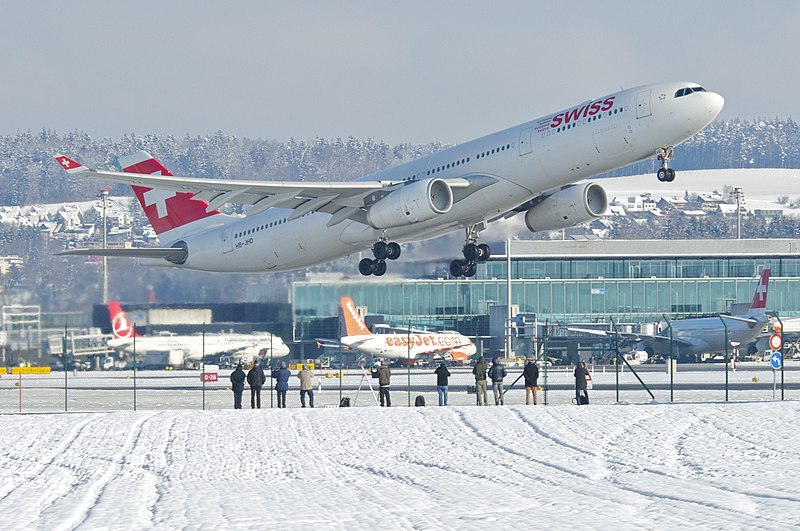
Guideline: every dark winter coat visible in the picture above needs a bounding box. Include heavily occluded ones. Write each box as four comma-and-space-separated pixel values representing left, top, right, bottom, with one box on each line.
272, 367, 291, 391
378, 365, 391, 386
230, 367, 246, 391
247, 365, 266, 389
434, 364, 451, 386
488, 360, 507, 382
523, 362, 540, 387
574, 365, 589, 390
472, 358, 488, 382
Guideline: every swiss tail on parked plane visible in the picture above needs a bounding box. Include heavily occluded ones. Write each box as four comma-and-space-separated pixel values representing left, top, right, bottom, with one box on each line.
55, 82, 723, 277
328, 296, 475, 362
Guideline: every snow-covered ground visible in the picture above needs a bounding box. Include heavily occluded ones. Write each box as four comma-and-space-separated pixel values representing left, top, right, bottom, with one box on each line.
598, 168, 800, 216
2, 366, 797, 527
1, 400, 799, 529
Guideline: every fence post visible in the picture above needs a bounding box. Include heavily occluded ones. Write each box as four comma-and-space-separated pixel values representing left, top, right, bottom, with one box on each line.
663, 314, 674, 402
63, 323, 69, 412
202, 323, 206, 411
543, 320, 548, 406
720, 316, 729, 402
775, 313, 784, 401
133, 323, 138, 411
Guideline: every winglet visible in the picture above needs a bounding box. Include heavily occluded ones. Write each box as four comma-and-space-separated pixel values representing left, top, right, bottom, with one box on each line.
341, 297, 372, 336
54, 154, 88, 175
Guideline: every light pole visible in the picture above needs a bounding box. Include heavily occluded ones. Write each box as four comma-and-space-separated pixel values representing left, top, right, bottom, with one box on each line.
100, 189, 109, 303
734, 187, 744, 239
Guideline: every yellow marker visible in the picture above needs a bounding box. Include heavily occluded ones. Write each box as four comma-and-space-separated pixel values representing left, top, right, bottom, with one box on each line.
11, 367, 51, 375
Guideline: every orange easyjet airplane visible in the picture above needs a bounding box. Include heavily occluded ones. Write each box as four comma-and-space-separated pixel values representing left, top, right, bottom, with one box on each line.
328, 296, 475, 363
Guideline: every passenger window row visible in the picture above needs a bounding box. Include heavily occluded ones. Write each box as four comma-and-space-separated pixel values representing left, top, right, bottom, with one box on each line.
235, 217, 288, 239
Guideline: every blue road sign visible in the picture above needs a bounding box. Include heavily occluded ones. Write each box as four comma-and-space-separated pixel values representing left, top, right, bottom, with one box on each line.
770, 350, 783, 370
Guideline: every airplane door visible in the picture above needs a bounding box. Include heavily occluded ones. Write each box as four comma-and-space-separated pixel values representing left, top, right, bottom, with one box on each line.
636, 90, 652, 119
519, 127, 533, 156
222, 227, 233, 253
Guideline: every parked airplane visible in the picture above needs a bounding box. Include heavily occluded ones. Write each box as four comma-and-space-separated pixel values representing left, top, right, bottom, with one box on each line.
106, 300, 290, 367
55, 82, 723, 277
322, 296, 476, 362
573, 267, 772, 360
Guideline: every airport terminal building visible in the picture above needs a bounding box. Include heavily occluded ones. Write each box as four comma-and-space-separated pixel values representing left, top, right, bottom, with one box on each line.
291, 239, 800, 345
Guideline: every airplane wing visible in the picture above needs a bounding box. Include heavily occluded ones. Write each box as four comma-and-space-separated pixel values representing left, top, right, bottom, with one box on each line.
636, 334, 698, 350
719, 314, 758, 326
56, 246, 187, 260
55, 154, 487, 227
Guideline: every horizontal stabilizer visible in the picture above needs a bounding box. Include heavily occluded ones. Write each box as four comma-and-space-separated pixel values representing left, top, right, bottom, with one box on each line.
57, 247, 187, 261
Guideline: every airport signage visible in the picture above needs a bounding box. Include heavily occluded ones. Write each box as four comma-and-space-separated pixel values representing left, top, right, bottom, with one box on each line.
769, 333, 782, 351
770, 351, 782, 370
201, 372, 218, 382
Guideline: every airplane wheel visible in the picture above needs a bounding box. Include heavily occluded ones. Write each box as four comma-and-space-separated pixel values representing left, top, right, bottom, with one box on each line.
657, 168, 668, 182
359, 258, 374, 276
450, 259, 465, 277
386, 242, 401, 260
463, 243, 479, 261
373, 259, 387, 276
477, 243, 491, 262
372, 241, 388, 260
666, 168, 676, 182
464, 261, 477, 277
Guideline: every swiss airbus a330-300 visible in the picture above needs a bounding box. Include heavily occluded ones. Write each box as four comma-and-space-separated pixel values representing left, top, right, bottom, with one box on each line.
55, 82, 723, 277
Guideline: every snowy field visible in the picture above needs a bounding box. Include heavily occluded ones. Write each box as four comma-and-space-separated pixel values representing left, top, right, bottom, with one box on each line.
598, 168, 800, 216
1, 401, 799, 530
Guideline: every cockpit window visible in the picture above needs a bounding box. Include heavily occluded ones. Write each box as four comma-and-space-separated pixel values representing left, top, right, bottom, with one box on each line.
675, 86, 707, 98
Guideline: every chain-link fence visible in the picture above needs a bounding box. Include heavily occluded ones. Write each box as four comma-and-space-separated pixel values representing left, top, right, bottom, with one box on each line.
0, 326, 796, 413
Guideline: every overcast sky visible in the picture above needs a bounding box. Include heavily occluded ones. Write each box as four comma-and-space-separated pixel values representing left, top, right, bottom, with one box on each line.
2, 1, 798, 145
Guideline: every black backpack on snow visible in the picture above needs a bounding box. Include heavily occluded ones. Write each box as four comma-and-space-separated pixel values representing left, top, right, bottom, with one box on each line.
414, 395, 425, 407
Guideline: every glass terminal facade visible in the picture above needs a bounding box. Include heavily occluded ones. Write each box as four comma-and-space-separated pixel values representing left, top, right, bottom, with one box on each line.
292, 240, 800, 340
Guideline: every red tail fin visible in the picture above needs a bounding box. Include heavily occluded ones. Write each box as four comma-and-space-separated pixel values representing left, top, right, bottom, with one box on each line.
119, 151, 219, 238
340, 297, 373, 336
108, 300, 140, 339
750, 267, 771, 310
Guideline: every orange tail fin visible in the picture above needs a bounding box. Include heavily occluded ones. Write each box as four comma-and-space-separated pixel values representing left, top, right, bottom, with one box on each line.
340, 297, 372, 336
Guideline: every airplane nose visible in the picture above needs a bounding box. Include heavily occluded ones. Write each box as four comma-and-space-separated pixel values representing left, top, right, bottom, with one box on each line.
706, 92, 725, 119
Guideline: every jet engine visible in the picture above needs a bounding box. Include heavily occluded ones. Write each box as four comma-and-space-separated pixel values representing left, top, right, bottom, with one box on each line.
366, 178, 453, 229
524, 183, 608, 232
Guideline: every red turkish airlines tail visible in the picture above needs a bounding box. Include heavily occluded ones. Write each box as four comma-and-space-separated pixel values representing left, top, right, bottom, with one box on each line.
749, 267, 771, 312
107, 300, 140, 339
341, 297, 373, 336
119, 151, 220, 239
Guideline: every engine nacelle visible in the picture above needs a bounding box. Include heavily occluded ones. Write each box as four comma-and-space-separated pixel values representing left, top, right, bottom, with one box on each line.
524, 183, 608, 232
366, 178, 453, 229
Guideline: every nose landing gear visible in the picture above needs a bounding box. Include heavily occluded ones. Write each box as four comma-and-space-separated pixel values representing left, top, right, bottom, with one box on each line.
359, 240, 402, 276
449, 224, 491, 278
656, 147, 676, 182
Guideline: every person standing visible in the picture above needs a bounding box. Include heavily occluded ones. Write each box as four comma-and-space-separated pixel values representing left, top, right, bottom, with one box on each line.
377, 360, 392, 407
523, 357, 540, 405
229, 363, 246, 410
297, 363, 315, 408
272, 361, 291, 408
246, 359, 266, 409
472, 355, 489, 406
574, 361, 590, 405
434, 362, 451, 406
488, 358, 507, 405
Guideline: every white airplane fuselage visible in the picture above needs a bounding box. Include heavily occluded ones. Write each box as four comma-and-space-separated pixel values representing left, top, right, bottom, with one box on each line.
651, 315, 770, 357
341, 332, 476, 361
107, 333, 290, 361
148, 82, 723, 272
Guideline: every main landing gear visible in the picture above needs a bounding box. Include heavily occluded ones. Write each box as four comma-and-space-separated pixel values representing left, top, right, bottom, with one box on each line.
449, 225, 491, 278
359, 240, 401, 276
656, 147, 676, 182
